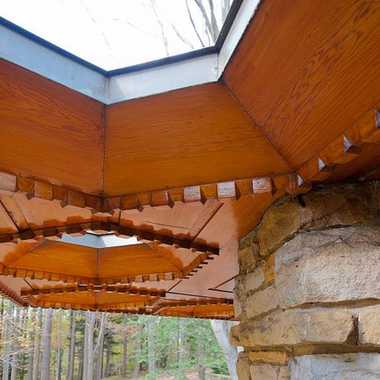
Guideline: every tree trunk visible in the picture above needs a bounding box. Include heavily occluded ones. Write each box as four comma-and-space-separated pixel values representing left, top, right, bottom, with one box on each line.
94, 313, 106, 380
197, 328, 206, 380
104, 344, 111, 378
26, 309, 34, 380
210, 320, 238, 380
10, 308, 20, 380
121, 315, 128, 378
40, 309, 53, 380
67, 310, 76, 380
132, 323, 141, 379
19, 308, 28, 380
78, 344, 84, 380
2, 301, 10, 380
83, 311, 95, 380
147, 317, 156, 379
55, 311, 62, 380
82, 312, 88, 380
32, 308, 42, 380
176, 318, 185, 371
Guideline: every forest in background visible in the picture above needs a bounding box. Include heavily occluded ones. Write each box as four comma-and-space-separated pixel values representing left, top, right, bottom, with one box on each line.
0, 297, 237, 380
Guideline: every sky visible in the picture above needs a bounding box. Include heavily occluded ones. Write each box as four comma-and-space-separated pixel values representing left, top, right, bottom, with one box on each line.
0, 0, 231, 70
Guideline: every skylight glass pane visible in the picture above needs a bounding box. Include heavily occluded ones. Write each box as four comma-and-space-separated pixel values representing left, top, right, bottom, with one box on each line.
60, 233, 142, 248
0, 0, 234, 70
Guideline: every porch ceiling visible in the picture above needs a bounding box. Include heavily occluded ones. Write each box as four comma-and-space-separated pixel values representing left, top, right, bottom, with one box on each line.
1, 0, 380, 317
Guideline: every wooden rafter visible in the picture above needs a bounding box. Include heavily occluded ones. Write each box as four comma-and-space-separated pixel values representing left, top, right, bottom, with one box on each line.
0, 236, 216, 285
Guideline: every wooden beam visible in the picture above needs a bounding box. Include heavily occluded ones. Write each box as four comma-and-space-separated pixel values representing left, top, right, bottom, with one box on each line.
0, 220, 220, 254
21, 284, 166, 298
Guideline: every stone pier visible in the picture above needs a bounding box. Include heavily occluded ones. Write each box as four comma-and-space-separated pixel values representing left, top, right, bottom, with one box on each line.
232, 182, 380, 379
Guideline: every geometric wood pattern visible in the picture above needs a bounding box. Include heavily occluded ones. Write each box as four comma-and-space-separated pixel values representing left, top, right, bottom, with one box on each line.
0, 236, 214, 284
3, 0, 380, 318
156, 300, 234, 320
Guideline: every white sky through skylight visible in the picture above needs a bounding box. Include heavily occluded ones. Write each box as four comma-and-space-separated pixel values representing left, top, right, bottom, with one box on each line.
0, 0, 232, 70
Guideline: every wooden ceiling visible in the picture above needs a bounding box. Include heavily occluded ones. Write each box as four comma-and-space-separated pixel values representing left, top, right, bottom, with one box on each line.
104, 83, 289, 195
224, 0, 380, 170
1, 0, 380, 318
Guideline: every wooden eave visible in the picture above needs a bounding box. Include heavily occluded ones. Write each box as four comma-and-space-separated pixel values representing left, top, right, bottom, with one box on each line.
2, 0, 380, 317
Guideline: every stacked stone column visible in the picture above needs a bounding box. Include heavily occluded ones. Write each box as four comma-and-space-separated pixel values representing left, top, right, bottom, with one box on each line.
232, 182, 380, 379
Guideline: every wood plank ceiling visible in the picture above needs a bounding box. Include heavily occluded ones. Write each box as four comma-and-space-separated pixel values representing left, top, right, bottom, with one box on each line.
1, 0, 380, 318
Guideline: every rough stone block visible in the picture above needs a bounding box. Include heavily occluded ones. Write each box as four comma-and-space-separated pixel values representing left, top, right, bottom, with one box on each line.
231, 309, 353, 348
237, 352, 251, 380
253, 183, 377, 257
246, 285, 279, 319
234, 267, 266, 318
257, 201, 308, 257
236, 268, 265, 295
249, 351, 289, 365
250, 364, 289, 380
230, 324, 241, 346
264, 254, 275, 283
239, 245, 258, 273
275, 226, 380, 307
290, 353, 380, 379
234, 293, 243, 319
240, 230, 257, 249
359, 306, 380, 346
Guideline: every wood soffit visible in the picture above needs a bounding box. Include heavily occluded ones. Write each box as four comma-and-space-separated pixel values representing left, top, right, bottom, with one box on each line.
2, 0, 380, 318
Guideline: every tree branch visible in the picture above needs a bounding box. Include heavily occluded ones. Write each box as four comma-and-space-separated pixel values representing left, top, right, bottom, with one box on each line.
150, 0, 170, 56
186, 0, 206, 48
194, 0, 215, 43
171, 23, 195, 49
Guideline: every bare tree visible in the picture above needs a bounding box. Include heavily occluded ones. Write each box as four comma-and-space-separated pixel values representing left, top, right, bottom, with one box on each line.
40, 309, 53, 380
55, 311, 63, 380
121, 315, 128, 378
145, 0, 233, 57
32, 308, 43, 380
10, 308, 20, 380
94, 313, 106, 380
211, 320, 239, 380
147, 317, 157, 380
185, 0, 233, 47
83, 311, 96, 380
2, 302, 11, 380
67, 310, 76, 380
26, 308, 35, 380
150, 0, 170, 56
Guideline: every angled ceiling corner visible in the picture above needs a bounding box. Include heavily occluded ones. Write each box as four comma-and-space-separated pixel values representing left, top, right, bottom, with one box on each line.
102, 81, 290, 197
0, 59, 105, 194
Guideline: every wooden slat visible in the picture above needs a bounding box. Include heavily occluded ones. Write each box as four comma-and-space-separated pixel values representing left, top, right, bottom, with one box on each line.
298, 109, 380, 186
225, 0, 380, 169
104, 83, 290, 196
0, 60, 104, 193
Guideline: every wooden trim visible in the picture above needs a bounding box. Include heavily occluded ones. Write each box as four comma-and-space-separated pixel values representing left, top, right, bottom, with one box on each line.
21, 283, 166, 297
298, 109, 380, 186
0, 172, 290, 212
0, 221, 220, 254
0, 279, 27, 306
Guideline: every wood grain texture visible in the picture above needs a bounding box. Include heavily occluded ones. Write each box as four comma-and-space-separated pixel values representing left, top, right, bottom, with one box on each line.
104, 83, 289, 196
224, 0, 380, 168
0, 238, 213, 284
0, 60, 104, 193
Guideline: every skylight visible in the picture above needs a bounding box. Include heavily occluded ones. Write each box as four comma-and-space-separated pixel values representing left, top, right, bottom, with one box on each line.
0, 0, 235, 71
60, 232, 142, 249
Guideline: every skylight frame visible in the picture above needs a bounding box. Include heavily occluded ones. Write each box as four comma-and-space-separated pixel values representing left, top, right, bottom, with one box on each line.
0, 0, 243, 77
